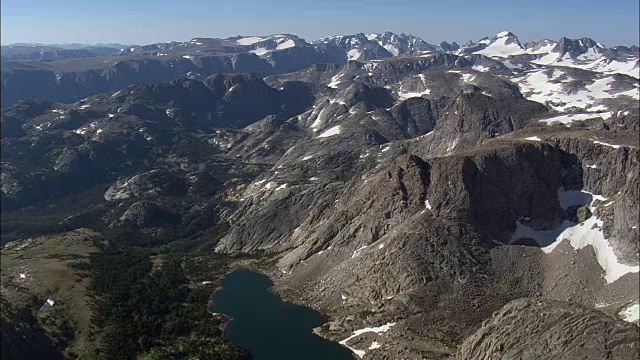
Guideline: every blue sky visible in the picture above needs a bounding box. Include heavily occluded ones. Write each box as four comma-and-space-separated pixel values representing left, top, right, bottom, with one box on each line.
2, 0, 639, 46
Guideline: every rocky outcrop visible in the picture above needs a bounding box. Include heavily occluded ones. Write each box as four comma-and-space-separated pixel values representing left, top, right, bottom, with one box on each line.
117, 201, 180, 228
455, 298, 639, 360
429, 142, 565, 241
344, 211, 488, 303
104, 170, 188, 201
421, 93, 548, 156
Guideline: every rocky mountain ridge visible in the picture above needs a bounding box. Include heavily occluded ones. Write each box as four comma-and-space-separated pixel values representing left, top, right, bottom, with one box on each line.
2, 30, 638, 106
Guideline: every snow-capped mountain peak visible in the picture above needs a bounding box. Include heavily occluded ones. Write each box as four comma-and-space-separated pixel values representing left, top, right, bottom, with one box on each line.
496, 30, 514, 38
232, 34, 308, 56
524, 39, 558, 55
316, 31, 439, 61
472, 31, 525, 58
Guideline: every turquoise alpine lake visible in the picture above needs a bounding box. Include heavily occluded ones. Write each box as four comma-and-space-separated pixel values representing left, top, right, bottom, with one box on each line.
211, 269, 354, 360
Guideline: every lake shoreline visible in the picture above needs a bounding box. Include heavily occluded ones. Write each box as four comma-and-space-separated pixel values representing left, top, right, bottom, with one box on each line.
209, 268, 355, 360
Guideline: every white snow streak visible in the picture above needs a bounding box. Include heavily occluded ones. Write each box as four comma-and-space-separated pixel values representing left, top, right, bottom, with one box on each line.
351, 245, 368, 258
318, 125, 342, 138
328, 74, 344, 88
398, 90, 431, 100
592, 140, 621, 149
339, 322, 396, 359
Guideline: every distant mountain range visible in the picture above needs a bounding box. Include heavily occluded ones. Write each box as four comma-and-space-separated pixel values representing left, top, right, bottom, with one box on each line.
4, 42, 128, 49
1, 30, 638, 106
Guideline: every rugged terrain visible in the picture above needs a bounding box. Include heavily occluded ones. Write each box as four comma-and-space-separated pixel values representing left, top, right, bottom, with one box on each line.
1, 30, 639, 359
2, 30, 637, 106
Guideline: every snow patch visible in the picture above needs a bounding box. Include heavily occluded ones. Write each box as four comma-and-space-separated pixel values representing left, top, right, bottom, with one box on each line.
460, 73, 475, 82
73, 121, 99, 136
236, 37, 265, 45
347, 49, 362, 61
525, 136, 542, 141
545, 196, 636, 283
339, 322, 396, 359
539, 113, 608, 125
424, 200, 432, 210
472, 65, 491, 72
513, 189, 638, 283
318, 125, 342, 138
619, 303, 639, 323
525, 42, 557, 55
398, 89, 431, 100
383, 44, 399, 56
276, 39, 296, 50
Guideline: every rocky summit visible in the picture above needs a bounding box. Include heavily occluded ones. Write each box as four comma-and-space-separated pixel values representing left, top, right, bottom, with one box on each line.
1, 29, 639, 360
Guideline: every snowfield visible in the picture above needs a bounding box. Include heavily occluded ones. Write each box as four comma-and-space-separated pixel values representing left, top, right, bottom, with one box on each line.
236, 37, 265, 45
515, 69, 639, 113
475, 32, 525, 58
